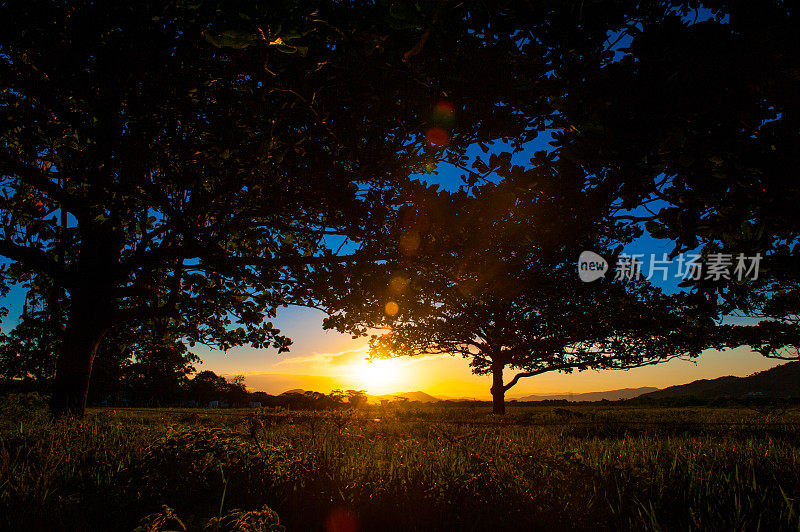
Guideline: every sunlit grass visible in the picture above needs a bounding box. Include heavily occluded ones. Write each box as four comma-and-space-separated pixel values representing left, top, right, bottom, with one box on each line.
2, 396, 800, 530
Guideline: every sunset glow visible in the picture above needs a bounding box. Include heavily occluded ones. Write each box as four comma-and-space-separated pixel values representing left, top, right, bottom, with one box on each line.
351, 357, 409, 395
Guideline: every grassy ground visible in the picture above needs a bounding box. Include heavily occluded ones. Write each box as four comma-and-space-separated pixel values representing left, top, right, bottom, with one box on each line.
2, 395, 800, 531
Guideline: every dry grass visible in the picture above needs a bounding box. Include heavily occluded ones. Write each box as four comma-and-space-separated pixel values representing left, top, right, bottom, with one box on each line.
2, 396, 800, 530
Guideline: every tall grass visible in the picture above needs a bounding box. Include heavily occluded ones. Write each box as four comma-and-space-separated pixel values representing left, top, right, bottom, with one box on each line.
2, 396, 800, 530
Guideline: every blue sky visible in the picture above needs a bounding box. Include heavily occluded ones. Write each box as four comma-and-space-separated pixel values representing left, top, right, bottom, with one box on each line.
0, 7, 778, 395
195, 134, 779, 396
0, 127, 781, 397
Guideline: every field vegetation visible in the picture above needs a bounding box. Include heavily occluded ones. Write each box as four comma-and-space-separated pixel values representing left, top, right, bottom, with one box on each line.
2, 393, 800, 531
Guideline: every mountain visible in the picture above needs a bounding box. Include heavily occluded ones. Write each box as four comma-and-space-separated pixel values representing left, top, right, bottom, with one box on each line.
239, 373, 348, 395
370, 391, 440, 403
640, 362, 800, 399
516, 387, 659, 402
434, 395, 482, 401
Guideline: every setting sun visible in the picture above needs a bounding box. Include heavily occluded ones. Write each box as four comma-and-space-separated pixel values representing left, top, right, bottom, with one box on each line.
351, 357, 408, 395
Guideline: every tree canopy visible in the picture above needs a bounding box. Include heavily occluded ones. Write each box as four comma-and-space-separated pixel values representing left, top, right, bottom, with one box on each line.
320, 168, 708, 413
2, 0, 599, 414
2, 0, 797, 415
537, 1, 800, 356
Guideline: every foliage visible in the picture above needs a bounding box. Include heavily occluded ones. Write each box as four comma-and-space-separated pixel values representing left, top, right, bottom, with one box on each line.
0, 293, 200, 405
202, 505, 283, 532
321, 174, 708, 412
539, 1, 800, 353
345, 389, 368, 408
186, 371, 231, 406
126, 427, 272, 512
135, 504, 284, 532
2, 406, 800, 530
2, 0, 574, 413
0, 316, 59, 384
0, 391, 49, 423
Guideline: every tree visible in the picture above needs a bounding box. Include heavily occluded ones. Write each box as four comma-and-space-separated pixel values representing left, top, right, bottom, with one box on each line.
3, 0, 591, 415
539, 1, 800, 355
226, 374, 248, 406
187, 370, 228, 406
329, 389, 346, 406
0, 315, 56, 387
0, 275, 59, 387
0, 275, 200, 404
117, 325, 200, 406
321, 171, 707, 414
345, 389, 368, 409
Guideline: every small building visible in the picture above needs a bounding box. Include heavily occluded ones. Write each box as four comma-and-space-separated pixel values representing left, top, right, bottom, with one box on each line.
249, 401, 262, 408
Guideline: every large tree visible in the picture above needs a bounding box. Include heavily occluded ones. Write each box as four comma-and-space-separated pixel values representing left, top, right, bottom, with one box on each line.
0, 280, 200, 405
3, 0, 599, 415
6, 0, 767, 416
539, 1, 800, 355
321, 168, 707, 413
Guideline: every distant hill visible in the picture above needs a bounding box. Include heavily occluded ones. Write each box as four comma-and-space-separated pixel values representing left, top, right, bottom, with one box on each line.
517, 387, 659, 402
371, 391, 440, 403
641, 362, 800, 399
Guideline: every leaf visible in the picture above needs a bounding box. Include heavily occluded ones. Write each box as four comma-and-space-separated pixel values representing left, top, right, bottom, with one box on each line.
644, 220, 666, 235
204, 29, 260, 49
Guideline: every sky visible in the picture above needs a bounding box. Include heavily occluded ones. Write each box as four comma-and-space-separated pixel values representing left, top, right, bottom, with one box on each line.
0, 18, 782, 399
194, 132, 781, 399
197, 306, 781, 399
0, 125, 783, 399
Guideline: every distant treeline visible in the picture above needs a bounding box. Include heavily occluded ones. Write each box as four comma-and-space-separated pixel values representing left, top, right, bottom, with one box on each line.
0, 369, 375, 409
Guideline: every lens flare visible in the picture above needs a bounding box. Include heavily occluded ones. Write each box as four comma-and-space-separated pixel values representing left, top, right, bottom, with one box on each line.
432, 100, 455, 126
399, 231, 421, 255
325, 507, 359, 532
389, 274, 410, 295
426, 126, 449, 147
384, 301, 399, 316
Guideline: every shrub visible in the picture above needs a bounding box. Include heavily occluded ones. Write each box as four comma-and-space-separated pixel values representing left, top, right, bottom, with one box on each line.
0, 392, 49, 424
124, 427, 276, 516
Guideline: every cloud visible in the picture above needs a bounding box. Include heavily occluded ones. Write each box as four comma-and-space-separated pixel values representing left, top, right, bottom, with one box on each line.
275, 347, 453, 372
273, 346, 370, 372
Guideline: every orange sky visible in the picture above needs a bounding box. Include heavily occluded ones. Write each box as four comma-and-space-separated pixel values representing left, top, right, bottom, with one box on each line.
197, 307, 783, 399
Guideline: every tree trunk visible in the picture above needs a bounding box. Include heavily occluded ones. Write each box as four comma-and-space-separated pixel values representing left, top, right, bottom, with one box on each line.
50, 289, 110, 417
490, 362, 506, 415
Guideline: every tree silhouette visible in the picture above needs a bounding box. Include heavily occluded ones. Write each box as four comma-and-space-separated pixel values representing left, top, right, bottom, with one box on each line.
6, 0, 777, 414
3, 0, 594, 414
346, 389, 368, 409
226, 374, 249, 406
187, 370, 228, 406
0, 294, 200, 405
539, 2, 800, 356
117, 326, 199, 406
322, 171, 707, 413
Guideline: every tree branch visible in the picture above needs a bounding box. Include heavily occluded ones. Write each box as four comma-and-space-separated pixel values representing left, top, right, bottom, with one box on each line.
503, 363, 579, 392
502, 352, 690, 392
0, 239, 73, 288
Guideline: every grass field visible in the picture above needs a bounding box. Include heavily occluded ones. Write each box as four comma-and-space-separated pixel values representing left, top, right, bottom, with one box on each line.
2, 395, 800, 531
